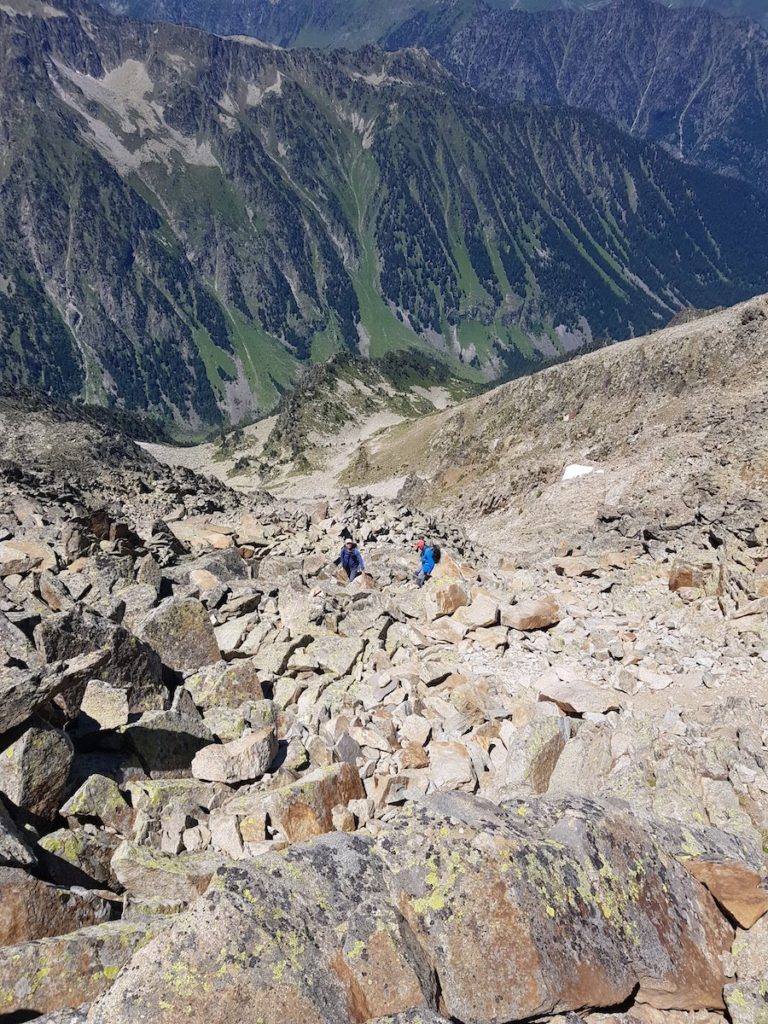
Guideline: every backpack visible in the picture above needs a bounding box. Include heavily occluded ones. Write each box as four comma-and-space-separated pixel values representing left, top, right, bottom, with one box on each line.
431, 543, 442, 564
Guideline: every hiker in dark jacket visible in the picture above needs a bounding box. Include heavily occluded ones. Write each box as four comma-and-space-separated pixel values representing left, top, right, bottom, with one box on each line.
414, 537, 436, 587
340, 538, 365, 582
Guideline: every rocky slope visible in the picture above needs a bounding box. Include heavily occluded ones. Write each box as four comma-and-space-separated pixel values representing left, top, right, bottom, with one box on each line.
5, 0, 768, 430
0, 295, 766, 1021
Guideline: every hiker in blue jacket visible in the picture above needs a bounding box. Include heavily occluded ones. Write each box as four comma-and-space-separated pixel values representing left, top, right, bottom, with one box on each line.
415, 537, 435, 587
340, 538, 365, 582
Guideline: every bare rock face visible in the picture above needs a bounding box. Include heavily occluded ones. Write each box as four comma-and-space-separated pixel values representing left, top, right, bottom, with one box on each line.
88, 794, 734, 1024
136, 597, 221, 673
0, 867, 111, 945
0, 723, 73, 822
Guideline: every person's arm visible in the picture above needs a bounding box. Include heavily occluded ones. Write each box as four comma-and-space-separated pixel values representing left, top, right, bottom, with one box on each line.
356, 550, 365, 571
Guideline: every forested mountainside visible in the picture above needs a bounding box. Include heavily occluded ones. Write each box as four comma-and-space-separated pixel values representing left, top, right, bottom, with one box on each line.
386, 0, 768, 194
100, 0, 768, 44
3, 0, 768, 432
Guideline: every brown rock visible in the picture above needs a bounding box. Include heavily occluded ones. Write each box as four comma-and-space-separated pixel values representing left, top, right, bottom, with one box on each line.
685, 858, 768, 929
427, 581, 469, 619
502, 595, 561, 631
265, 763, 365, 843
0, 920, 159, 1017
0, 867, 111, 944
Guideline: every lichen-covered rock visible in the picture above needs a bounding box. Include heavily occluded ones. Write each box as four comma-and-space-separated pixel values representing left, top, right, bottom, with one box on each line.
724, 913, 768, 1024
61, 775, 135, 836
185, 659, 264, 710
191, 726, 277, 784
264, 763, 365, 843
0, 722, 73, 821
376, 794, 732, 1020
87, 794, 735, 1024
0, 920, 159, 1017
136, 597, 220, 672
110, 841, 223, 902
88, 832, 434, 1024
0, 867, 111, 944
39, 828, 121, 889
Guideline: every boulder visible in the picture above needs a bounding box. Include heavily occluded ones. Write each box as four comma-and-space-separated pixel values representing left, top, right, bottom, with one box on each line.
538, 672, 623, 716
264, 763, 365, 843
110, 842, 223, 903
123, 708, 213, 778
377, 794, 732, 1020
185, 660, 264, 710
34, 609, 163, 697
428, 742, 474, 791
0, 920, 160, 1017
453, 595, 499, 630
0, 723, 73, 821
88, 833, 433, 1024
487, 715, 571, 796
136, 597, 220, 672
0, 609, 36, 666
191, 726, 277, 784
724, 913, 768, 1024
0, 796, 36, 868
0, 651, 108, 736
60, 775, 135, 836
0, 867, 111, 944
502, 594, 561, 631
38, 827, 121, 889
87, 795, 734, 1024
78, 680, 131, 730
426, 581, 469, 619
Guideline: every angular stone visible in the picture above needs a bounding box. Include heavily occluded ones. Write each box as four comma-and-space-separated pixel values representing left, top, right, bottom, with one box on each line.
191, 726, 277, 784
538, 673, 623, 716
0, 796, 36, 868
0, 650, 108, 736
0, 609, 36, 666
683, 858, 768, 929
0, 920, 159, 1017
0, 867, 111, 944
426, 581, 469, 619
502, 594, 561, 631
124, 709, 213, 778
88, 833, 432, 1024
79, 680, 131, 731
111, 842, 223, 902
265, 763, 365, 843
0, 723, 73, 821
185, 660, 264, 710
38, 827, 121, 889
60, 775, 135, 836
305, 636, 365, 677
453, 595, 499, 629
377, 794, 732, 1020
136, 597, 220, 672
34, 609, 163, 697
486, 716, 571, 797
428, 741, 474, 791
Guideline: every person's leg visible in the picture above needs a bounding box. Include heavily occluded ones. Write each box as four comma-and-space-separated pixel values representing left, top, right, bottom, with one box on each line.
350, 567, 361, 582
415, 569, 426, 587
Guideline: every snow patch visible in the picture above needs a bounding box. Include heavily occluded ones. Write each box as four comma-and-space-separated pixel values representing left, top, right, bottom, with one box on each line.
562, 464, 605, 481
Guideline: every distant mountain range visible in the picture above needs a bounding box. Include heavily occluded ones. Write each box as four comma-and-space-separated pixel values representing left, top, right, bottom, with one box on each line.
100, 0, 768, 43
3, 0, 768, 433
